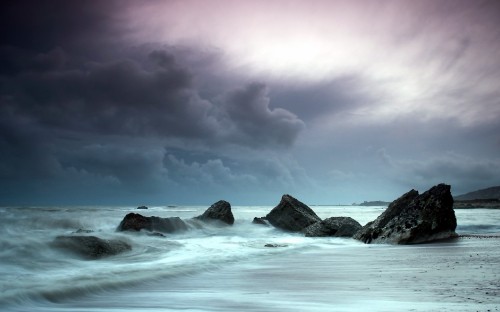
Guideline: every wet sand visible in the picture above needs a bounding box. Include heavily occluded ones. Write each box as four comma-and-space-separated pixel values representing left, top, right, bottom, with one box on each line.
40, 236, 500, 312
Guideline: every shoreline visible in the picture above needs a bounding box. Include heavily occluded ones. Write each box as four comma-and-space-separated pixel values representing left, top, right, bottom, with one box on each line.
15, 236, 499, 312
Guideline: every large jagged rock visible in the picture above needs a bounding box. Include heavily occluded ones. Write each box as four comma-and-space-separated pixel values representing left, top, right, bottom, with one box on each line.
265, 194, 321, 232
194, 200, 234, 225
117, 213, 188, 233
354, 184, 457, 244
52, 235, 131, 259
303, 217, 362, 237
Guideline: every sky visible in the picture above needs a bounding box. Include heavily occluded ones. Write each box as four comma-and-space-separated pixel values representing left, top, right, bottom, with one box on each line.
1, 0, 500, 206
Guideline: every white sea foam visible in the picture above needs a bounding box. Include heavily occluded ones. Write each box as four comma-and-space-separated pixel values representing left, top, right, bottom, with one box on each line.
0, 205, 499, 311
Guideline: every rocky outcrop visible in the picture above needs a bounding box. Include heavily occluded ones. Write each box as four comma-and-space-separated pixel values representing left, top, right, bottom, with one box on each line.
52, 235, 131, 259
194, 200, 234, 225
117, 200, 234, 234
354, 184, 457, 244
303, 217, 362, 237
137, 205, 148, 209
117, 213, 188, 233
265, 195, 321, 232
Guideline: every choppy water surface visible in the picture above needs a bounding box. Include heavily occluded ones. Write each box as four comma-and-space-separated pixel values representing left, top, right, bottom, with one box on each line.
0, 205, 499, 311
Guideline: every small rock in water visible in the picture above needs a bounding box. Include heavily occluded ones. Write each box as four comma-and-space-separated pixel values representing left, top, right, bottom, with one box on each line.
137, 205, 148, 209
264, 243, 288, 248
148, 232, 166, 237
252, 217, 269, 226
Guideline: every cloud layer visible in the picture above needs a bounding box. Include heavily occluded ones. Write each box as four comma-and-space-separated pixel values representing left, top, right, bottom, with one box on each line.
1, 0, 500, 205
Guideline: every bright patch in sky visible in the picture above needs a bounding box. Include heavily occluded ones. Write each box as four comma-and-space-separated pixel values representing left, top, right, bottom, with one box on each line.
242, 36, 326, 78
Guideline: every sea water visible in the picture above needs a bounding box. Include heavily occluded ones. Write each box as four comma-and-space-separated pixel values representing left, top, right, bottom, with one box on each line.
0, 205, 499, 311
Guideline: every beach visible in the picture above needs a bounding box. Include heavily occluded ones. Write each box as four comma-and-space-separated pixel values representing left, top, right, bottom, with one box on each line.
1, 206, 499, 311
35, 237, 499, 312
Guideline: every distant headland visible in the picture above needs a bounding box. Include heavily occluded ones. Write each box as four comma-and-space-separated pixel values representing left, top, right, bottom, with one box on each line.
355, 186, 500, 209
355, 201, 391, 207
453, 186, 500, 209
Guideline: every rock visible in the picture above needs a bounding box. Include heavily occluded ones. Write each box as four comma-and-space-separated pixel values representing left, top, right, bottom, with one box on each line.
252, 217, 270, 226
117, 213, 151, 231
148, 232, 166, 237
194, 200, 234, 225
264, 243, 288, 248
118, 201, 234, 234
265, 194, 321, 232
303, 217, 362, 237
354, 184, 457, 244
117, 213, 188, 233
52, 235, 131, 259
137, 205, 148, 209
73, 228, 93, 234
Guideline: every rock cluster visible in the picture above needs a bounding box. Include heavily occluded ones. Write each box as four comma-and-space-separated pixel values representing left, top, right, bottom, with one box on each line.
117, 200, 234, 234
255, 194, 359, 238
113, 184, 458, 245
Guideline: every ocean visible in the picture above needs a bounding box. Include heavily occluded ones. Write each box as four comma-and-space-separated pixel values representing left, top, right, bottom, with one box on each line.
1, 205, 499, 312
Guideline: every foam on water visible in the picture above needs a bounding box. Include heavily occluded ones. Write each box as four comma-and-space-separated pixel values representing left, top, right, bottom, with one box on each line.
0, 205, 318, 306
0, 205, 498, 311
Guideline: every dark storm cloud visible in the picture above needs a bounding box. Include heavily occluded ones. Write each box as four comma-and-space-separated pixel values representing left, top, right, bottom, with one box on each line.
0, 49, 305, 204
1, 48, 304, 144
0, 0, 123, 54
1, 53, 218, 139
0, 1, 308, 204
0, 0, 304, 146
269, 75, 378, 122
0, 114, 57, 179
221, 83, 305, 147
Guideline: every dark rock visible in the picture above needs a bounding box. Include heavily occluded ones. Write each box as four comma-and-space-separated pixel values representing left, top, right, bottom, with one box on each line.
52, 235, 131, 259
354, 184, 457, 244
252, 217, 270, 226
148, 232, 166, 237
117, 213, 188, 233
303, 217, 362, 237
194, 200, 234, 225
264, 243, 288, 248
265, 194, 321, 232
150, 216, 188, 233
137, 205, 148, 209
73, 228, 93, 234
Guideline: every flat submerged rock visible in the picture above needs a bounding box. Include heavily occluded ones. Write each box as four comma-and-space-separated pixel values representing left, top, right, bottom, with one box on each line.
52, 235, 131, 259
